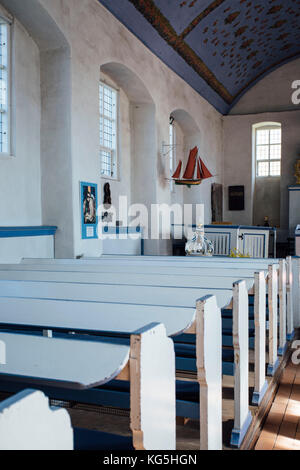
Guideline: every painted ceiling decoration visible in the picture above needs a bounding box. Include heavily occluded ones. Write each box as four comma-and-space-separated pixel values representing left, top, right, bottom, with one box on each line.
98, 0, 300, 114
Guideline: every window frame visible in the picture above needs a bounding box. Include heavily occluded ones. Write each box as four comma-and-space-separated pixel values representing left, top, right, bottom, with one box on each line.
99, 81, 119, 180
0, 15, 12, 159
169, 120, 176, 192
255, 124, 282, 178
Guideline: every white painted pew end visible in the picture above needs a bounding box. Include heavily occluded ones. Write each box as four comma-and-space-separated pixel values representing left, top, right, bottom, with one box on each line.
267, 358, 280, 377
252, 271, 268, 406
130, 322, 176, 451
0, 339, 5, 365
0, 389, 73, 450
197, 295, 222, 450
266, 265, 279, 376
252, 381, 268, 406
230, 281, 252, 448
278, 260, 287, 357
286, 257, 294, 341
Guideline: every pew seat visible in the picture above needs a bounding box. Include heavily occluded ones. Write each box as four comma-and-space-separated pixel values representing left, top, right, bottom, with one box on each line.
0, 322, 177, 450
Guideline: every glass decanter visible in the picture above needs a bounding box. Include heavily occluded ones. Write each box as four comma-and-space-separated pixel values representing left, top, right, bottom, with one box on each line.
185, 224, 214, 257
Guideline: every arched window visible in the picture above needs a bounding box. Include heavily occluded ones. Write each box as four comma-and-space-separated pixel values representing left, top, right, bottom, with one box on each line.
254, 123, 281, 177
169, 117, 176, 191
99, 81, 118, 179
0, 16, 11, 155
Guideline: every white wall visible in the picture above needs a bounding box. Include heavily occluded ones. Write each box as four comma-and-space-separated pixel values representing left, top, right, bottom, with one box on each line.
40, 47, 74, 258
38, 0, 224, 256
224, 58, 300, 241
0, 236, 54, 263
0, 12, 42, 226
0, 0, 224, 257
230, 58, 300, 115
170, 120, 184, 207
1, 0, 298, 255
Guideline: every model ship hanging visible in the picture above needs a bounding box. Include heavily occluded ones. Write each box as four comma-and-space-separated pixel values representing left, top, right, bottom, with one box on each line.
172, 146, 213, 187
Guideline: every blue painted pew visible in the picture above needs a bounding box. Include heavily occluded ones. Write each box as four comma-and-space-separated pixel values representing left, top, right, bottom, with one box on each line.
0, 293, 222, 449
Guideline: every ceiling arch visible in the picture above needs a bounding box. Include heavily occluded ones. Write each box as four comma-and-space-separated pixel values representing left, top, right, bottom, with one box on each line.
98, 0, 300, 114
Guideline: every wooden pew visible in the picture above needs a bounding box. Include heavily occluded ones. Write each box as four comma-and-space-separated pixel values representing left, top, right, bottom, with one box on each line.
20, 256, 286, 361
22, 256, 278, 265
1, 259, 281, 379
0, 389, 73, 450
291, 257, 300, 329
96, 257, 288, 372
286, 256, 295, 340
92, 256, 288, 351
0, 277, 249, 448
0, 265, 270, 407
68, 254, 294, 341
0, 321, 177, 450
0, 292, 222, 450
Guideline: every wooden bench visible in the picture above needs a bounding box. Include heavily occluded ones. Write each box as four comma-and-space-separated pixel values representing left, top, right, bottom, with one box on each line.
0, 265, 271, 407
92, 254, 296, 341
0, 289, 223, 449
0, 321, 177, 450
29, 255, 287, 359
2, 256, 292, 447
291, 257, 300, 331
2, 259, 283, 377
0, 276, 250, 448
0, 389, 73, 450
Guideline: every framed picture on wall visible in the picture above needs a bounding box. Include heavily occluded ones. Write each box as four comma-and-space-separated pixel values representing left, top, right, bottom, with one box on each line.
228, 185, 245, 211
80, 182, 98, 239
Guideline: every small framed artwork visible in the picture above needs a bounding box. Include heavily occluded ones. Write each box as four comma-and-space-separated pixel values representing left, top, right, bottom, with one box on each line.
80, 182, 98, 239
228, 185, 245, 211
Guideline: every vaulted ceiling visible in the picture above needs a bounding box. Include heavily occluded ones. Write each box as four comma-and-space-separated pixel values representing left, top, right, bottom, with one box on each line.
98, 0, 300, 114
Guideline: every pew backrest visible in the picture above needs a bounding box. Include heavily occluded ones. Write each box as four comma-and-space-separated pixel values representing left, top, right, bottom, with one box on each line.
0, 322, 178, 450
100, 255, 279, 265
0, 330, 130, 387
0, 295, 196, 337
0, 269, 255, 292
0, 389, 73, 450
0, 263, 272, 279
0, 279, 233, 310
21, 257, 278, 270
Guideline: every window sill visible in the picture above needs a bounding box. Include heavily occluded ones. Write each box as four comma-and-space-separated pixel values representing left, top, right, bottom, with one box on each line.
101, 175, 119, 182
0, 153, 14, 160
256, 175, 281, 179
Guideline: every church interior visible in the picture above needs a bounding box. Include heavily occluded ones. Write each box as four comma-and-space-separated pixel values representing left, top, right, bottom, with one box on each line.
0, 0, 300, 452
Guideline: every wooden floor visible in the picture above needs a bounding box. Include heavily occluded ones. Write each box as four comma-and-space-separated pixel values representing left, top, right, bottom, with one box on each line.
255, 359, 300, 450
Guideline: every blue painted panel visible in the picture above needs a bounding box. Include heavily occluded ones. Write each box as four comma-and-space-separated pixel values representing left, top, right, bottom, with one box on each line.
102, 226, 142, 235
80, 182, 98, 240
0, 226, 57, 238
230, 411, 253, 448
0, 378, 200, 420
176, 400, 199, 420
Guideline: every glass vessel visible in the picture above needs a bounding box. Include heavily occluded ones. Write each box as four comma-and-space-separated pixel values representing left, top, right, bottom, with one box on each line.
185, 224, 214, 257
